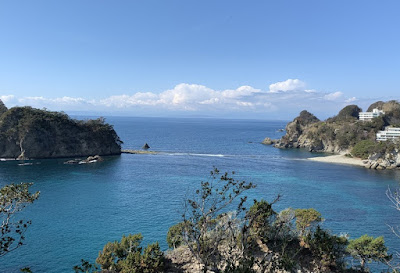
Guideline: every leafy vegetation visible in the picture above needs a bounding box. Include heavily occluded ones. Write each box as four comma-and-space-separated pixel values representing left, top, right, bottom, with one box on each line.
96, 233, 164, 273
0, 183, 39, 257
294, 208, 322, 237
0, 99, 7, 116
0, 106, 122, 158
295, 110, 320, 126
347, 235, 391, 272
166, 221, 185, 249
332, 105, 362, 122
351, 140, 377, 159
65, 169, 396, 272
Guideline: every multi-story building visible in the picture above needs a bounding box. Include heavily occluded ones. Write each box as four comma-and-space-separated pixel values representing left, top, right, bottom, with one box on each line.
376, 127, 400, 141
359, 108, 385, 121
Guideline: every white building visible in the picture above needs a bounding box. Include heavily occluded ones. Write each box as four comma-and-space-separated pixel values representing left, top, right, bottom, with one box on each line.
359, 108, 385, 121
376, 127, 400, 141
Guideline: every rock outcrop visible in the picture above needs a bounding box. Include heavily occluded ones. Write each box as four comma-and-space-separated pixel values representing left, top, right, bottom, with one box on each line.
271, 101, 400, 169
0, 106, 122, 159
64, 155, 104, 165
363, 150, 400, 170
142, 143, 150, 150
262, 137, 279, 145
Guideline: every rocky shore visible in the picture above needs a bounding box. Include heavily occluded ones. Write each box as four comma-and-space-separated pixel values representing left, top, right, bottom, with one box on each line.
0, 100, 122, 159
266, 100, 400, 170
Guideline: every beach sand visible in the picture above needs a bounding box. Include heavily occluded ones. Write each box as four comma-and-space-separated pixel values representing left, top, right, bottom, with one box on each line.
307, 154, 366, 167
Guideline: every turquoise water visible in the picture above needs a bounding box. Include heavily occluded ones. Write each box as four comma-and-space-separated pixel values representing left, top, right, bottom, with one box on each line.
0, 117, 400, 272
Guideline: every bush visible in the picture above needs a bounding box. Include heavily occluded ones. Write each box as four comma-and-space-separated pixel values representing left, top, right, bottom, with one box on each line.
166, 222, 185, 249
351, 140, 376, 159
96, 233, 164, 273
305, 226, 348, 271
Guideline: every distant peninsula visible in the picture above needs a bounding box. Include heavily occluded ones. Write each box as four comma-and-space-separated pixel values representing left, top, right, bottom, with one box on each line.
0, 100, 122, 159
267, 100, 400, 170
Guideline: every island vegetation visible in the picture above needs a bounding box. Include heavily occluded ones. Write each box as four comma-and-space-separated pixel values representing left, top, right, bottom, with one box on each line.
0, 100, 122, 159
270, 100, 400, 170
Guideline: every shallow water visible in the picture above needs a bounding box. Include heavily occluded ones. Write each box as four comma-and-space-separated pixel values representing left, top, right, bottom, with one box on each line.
0, 117, 399, 272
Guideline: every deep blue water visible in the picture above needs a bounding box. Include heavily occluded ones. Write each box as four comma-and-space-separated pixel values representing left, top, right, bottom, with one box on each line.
0, 117, 400, 272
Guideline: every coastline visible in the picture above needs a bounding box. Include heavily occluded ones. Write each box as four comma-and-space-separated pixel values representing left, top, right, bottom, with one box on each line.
307, 154, 366, 167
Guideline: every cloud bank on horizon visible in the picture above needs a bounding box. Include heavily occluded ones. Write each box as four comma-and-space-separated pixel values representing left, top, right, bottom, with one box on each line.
0, 79, 374, 119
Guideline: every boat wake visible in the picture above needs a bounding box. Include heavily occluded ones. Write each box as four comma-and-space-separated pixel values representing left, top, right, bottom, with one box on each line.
161, 152, 227, 158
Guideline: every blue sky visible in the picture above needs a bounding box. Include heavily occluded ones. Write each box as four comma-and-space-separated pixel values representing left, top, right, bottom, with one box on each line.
0, 0, 399, 119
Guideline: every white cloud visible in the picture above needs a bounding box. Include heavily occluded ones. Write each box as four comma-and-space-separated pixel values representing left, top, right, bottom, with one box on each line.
0, 95, 16, 103
345, 97, 357, 103
0, 79, 360, 118
159, 83, 216, 106
268, 79, 306, 93
222, 85, 261, 99
323, 91, 343, 101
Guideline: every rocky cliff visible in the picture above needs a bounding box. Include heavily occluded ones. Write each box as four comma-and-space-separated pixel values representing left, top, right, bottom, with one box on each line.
0, 103, 122, 159
272, 101, 400, 169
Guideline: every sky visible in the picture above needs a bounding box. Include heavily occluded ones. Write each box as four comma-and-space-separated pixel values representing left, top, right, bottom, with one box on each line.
0, 0, 399, 120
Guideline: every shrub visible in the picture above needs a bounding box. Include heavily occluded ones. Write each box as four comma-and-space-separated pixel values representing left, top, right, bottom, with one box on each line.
96, 233, 164, 273
351, 140, 376, 159
305, 226, 348, 271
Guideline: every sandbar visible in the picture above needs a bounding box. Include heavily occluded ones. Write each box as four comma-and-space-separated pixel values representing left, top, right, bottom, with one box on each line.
307, 154, 365, 167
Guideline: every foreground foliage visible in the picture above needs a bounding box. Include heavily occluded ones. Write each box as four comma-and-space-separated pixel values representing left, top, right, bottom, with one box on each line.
347, 235, 391, 272
75, 169, 394, 272
0, 183, 39, 257
95, 233, 164, 273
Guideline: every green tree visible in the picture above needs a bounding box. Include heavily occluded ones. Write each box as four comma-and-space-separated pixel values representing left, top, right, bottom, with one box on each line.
305, 226, 348, 271
181, 168, 255, 273
96, 233, 164, 273
347, 234, 391, 272
73, 259, 98, 273
166, 221, 185, 249
294, 208, 322, 237
0, 183, 40, 257
351, 140, 376, 159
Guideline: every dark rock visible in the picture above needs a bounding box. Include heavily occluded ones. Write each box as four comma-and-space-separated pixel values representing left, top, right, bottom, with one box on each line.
371, 162, 379, 169
262, 137, 273, 145
142, 143, 150, 150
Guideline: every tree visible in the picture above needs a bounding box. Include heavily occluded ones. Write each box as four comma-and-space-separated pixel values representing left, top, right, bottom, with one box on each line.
181, 168, 255, 273
294, 208, 322, 237
347, 234, 391, 272
0, 183, 39, 257
167, 221, 185, 249
387, 187, 400, 271
305, 226, 348, 271
96, 233, 164, 273
0, 99, 7, 116
73, 259, 98, 273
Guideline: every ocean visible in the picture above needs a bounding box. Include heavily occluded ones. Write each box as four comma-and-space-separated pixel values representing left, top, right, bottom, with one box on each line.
0, 116, 399, 272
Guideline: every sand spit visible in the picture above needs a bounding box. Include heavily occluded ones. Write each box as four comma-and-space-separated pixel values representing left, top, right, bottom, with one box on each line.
307, 154, 366, 167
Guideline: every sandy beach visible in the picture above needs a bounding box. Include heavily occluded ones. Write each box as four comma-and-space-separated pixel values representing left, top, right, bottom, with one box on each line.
307, 154, 366, 167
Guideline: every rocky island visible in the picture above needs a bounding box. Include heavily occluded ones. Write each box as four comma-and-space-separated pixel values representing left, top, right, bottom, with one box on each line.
268, 100, 400, 170
0, 100, 122, 159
